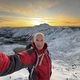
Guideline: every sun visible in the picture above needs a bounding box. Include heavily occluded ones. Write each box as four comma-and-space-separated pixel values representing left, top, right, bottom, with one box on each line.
31, 18, 43, 25
32, 20, 41, 25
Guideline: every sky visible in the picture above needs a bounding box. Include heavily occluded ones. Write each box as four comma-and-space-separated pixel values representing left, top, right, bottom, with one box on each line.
0, 0, 80, 27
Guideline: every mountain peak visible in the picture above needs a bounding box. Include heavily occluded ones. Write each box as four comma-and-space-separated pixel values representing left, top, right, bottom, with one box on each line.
39, 23, 50, 26
34, 23, 50, 27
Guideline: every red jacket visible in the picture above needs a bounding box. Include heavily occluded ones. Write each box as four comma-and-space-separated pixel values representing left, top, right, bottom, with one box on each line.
0, 43, 52, 80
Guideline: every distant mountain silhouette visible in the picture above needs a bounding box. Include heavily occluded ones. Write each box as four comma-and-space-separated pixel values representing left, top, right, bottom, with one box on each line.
34, 23, 50, 27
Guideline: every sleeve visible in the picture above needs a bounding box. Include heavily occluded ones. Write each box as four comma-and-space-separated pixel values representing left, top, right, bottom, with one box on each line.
0, 51, 35, 76
0, 52, 10, 74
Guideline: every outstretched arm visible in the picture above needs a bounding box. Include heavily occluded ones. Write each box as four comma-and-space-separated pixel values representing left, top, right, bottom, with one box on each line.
0, 51, 35, 76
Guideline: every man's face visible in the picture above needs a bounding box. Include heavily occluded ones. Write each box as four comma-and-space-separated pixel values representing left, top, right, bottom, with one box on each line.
34, 35, 45, 50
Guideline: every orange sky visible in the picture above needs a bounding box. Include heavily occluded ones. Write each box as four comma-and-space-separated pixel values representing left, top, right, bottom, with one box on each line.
0, 16, 80, 27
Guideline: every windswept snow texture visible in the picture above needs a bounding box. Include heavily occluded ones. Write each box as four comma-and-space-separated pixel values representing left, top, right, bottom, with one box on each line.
0, 24, 80, 80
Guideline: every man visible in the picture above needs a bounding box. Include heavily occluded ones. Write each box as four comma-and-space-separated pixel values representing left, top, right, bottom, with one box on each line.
0, 32, 52, 80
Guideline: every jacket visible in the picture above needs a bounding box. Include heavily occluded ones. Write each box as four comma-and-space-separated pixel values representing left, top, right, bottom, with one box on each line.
0, 43, 52, 80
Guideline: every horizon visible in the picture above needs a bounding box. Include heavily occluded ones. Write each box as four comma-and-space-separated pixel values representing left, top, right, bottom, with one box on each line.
0, 0, 80, 27
0, 23, 80, 28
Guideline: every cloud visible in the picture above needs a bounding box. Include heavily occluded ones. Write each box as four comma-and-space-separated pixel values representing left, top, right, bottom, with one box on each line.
1, 0, 80, 18
0, 17, 14, 23
0, 0, 59, 17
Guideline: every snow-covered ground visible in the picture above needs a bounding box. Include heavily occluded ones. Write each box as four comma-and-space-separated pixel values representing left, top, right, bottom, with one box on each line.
0, 24, 80, 80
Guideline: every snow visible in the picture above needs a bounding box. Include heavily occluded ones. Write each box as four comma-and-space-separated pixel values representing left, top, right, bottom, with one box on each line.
0, 25, 80, 80
0, 68, 29, 80
0, 44, 26, 55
